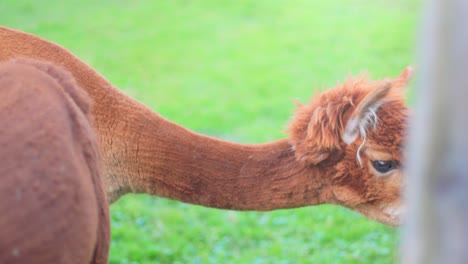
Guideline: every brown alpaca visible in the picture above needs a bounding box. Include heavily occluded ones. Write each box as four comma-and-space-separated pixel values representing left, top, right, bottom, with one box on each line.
0, 60, 109, 263
0, 26, 410, 226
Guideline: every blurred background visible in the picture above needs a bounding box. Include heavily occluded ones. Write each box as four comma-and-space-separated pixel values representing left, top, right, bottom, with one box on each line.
1, 0, 420, 263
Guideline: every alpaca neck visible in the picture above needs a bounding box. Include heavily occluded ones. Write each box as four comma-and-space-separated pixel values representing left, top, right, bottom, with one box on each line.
102, 98, 334, 210
0, 27, 334, 210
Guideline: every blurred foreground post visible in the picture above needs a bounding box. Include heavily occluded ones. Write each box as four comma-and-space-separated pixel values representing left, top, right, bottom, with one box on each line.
401, 0, 468, 263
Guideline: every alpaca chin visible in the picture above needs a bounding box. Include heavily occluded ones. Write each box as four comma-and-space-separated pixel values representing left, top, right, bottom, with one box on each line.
383, 205, 406, 223
355, 203, 404, 226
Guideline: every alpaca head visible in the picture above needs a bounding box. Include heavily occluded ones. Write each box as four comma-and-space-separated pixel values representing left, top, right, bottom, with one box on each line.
288, 67, 412, 226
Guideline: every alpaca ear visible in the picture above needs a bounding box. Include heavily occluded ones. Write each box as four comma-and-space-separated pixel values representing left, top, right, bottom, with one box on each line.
342, 81, 392, 145
394, 66, 413, 88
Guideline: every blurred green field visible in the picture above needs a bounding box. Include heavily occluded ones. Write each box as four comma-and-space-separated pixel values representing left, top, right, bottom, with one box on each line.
1, 0, 420, 263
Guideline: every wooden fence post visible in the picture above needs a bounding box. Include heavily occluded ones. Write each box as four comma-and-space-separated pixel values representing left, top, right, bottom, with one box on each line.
401, 0, 468, 263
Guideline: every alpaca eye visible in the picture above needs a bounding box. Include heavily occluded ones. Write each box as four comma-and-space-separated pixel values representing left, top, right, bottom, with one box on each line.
371, 160, 398, 174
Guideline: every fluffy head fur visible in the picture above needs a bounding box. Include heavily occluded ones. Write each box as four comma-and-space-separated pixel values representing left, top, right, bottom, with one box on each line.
288, 67, 411, 225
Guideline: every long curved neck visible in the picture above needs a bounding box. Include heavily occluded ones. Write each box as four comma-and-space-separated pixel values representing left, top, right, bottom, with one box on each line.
105, 99, 333, 209
0, 26, 335, 210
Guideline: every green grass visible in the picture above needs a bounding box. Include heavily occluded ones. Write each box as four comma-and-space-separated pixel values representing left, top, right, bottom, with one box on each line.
1, 0, 420, 263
